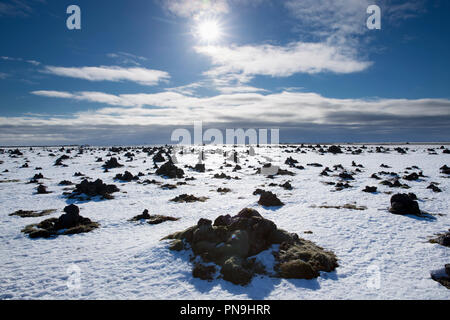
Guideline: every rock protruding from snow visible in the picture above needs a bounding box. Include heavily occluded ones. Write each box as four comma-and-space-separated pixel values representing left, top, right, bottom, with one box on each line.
257, 191, 284, 207
22, 205, 99, 238
162, 208, 338, 285
129, 209, 180, 225
389, 193, 421, 215
102, 157, 123, 169
69, 179, 119, 199
155, 160, 184, 179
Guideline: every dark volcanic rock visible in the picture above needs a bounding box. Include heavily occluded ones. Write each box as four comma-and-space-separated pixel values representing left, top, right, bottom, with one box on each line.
362, 186, 377, 193
33, 173, 44, 180
280, 181, 293, 190
193, 264, 216, 281
163, 208, 338, 285
389, 193, 421, 215
102, 157, 123, 169
335, 182, 351, 191
194, 163, 206, 173
338, 172, 355, 180
214, 172, 232, 180
21, 205, 99, 239
328, 145, 343, 154
115, 171, 138, 182
54, 204, 80, 229
129, 209, 180, 225
285, 157, 299, 167
438, 233, 450, 247
10, 149, 23, 156
170, 194, 208, 203
431, 265, 450, 289
156, 160, 185, 179
9, 209, 56, 218
440, 165, 450, 175
69, 179, 119, 199
36, 185, 50, 194
54, 155, 69, 166
59, 180, 73, 186
380, 179, 409, 189
153, 151, 166, 163
217, 188, 231, 194
258, 191, 284, 207
403, 172, 420, 181
277, 169, 295, 176
430, 230, 450, 247
427, 183, 442, 193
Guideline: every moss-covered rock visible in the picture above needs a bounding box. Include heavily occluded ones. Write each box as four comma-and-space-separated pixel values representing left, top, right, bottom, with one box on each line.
9, 209, 56, 218
193, 263, 216, 281
67, 179, 119, 200
129, 209, 180, 225
162, 208, 338, 285
170, 194, 208, 203
21, 205, 99, 239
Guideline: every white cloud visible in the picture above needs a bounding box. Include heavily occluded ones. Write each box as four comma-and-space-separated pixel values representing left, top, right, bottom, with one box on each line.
0, 0, 33, 17
107, 52, 148, 66
1, 56, 41, 66
42, 66, 170, 86
163, 0, 230, 18
32, 91, 75, 99
196, 42, 372, 82
285, 0, 371, 39
216, 85, 268, 94
0, 72, 8, 79
28, 89, 450, 128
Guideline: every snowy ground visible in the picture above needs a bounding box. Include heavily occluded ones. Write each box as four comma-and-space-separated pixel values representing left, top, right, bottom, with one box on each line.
0, 144, 449, 300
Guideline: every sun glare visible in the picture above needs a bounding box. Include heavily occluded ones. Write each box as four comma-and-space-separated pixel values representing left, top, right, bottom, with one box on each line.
196, 19, 222, 43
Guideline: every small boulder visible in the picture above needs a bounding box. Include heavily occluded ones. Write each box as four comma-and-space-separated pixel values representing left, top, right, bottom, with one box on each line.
258, 191, 284, 207
389, 193, 421, 215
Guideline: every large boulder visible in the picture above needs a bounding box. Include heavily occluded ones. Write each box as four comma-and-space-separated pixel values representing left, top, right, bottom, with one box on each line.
163, 208, 338, 286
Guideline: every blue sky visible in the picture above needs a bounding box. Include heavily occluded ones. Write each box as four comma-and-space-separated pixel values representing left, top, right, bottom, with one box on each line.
0, 0, 449, 145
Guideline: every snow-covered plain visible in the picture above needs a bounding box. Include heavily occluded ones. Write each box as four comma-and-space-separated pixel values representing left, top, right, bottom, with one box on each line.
0, 144, 449, 300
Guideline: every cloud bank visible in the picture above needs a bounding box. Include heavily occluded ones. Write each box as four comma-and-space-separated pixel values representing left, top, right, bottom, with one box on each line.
42, 66, 170, 86
3, 89, 450, 145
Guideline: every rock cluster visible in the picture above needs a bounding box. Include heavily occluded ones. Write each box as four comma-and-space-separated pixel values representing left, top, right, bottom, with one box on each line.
68, 179, 119, 199
102, 157, 123, 169
115, 171, 139, 182
163, 208, 338, 285
22, 205, 99, 238
156, 160, 185, 179
170, 194, 208, 203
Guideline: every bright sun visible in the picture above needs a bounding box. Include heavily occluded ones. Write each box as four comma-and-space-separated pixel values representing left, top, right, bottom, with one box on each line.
196, 20, 222, 43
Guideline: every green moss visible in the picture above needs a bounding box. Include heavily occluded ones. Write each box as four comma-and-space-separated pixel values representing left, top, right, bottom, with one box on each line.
10, 209, 57, 218
162, 208, 339, 286
278, 260, 319, 279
